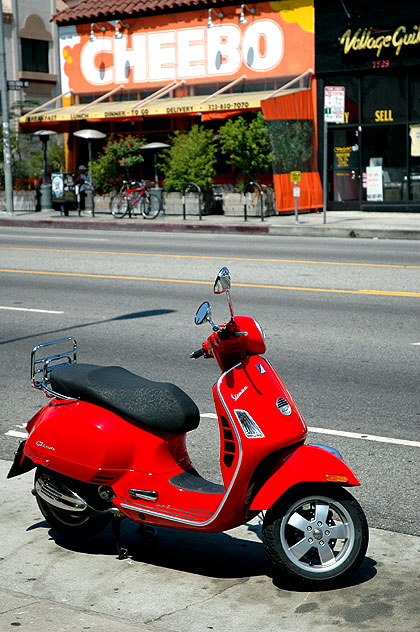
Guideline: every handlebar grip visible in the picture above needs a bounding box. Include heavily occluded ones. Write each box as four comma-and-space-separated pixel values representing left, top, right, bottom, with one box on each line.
190, 348, 205, 359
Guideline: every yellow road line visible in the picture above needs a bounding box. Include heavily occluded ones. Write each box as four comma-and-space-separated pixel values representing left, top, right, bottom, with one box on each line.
1, 268, 420, 298
0, 247, 419, 269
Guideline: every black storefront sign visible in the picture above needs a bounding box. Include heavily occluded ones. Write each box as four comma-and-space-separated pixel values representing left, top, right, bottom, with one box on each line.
316, 1, 420, 75
339, 25, 420, 69
316, 0, 420, 210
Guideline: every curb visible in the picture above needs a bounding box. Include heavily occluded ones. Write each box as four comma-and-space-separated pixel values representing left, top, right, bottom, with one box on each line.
1, 215, 420, 239
0, 216, 269, 234
268, 225, 420, 239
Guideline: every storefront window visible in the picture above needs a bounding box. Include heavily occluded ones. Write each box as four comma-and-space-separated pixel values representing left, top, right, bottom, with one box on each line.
410, 78, 420, 121
408, 123, 420, 199
362, 125, 407, 202
362, 75, 406, 124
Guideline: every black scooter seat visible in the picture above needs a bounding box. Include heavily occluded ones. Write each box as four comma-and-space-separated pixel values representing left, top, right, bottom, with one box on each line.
50, 363, 200, 434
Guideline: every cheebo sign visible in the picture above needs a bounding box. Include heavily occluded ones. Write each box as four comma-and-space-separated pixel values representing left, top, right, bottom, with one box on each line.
59, 2, 314, 93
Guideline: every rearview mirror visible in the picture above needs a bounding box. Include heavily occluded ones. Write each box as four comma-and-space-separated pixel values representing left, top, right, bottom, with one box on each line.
214, 267, 231, 294
195, 301, 211, 325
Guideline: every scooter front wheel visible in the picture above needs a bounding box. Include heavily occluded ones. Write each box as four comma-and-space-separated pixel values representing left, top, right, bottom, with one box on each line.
34, 468, 111, 539
262, 484, 368, 587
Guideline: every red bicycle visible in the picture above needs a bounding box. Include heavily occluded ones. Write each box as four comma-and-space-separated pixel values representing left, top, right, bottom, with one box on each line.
110, 180, 161, 219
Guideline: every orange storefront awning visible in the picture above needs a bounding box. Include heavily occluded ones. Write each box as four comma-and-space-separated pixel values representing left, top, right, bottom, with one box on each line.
261, 86, 323, 213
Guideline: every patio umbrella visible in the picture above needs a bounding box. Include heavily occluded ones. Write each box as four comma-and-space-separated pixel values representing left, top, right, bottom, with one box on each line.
141, 142, 170, 188
73, 129, 106, 166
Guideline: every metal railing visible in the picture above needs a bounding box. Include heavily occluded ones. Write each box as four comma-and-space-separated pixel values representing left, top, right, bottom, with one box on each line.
243, 182, 264, 222
181, 182, 202, 220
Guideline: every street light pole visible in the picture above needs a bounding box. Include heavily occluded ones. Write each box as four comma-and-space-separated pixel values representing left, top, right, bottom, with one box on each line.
34, 130, 57, 210
0, 6, 13, 215
41, 136, 48, 183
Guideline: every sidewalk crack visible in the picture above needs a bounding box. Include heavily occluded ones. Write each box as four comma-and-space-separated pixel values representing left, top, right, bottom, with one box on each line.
146, 577, 249, 624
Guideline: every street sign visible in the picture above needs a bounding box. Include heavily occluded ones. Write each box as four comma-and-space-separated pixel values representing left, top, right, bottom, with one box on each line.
324, 86, 345, 123
289, 170, 302, 183
7, 80, 29, 90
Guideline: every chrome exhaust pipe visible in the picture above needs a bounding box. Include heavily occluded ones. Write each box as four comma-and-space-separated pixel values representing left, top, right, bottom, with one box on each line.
35, 473, 87, 512
34, 472, 120, 516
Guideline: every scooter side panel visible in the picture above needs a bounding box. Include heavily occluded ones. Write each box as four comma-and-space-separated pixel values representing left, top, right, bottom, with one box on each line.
24, 400, 191, 483
248, 444, 360, 511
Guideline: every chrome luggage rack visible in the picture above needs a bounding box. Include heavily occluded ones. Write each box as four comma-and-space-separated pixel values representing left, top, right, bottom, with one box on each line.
31, 337, 77, 399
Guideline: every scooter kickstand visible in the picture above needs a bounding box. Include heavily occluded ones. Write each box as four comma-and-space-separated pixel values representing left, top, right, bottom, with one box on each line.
112, 515, 129, 560
138, 523, 158, 544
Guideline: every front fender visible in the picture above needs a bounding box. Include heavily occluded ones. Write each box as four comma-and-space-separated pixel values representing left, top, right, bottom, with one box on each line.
249, 444, 360, 511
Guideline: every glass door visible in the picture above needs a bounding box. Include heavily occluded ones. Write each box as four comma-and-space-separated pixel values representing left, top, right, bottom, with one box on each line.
329, 127, 360, 207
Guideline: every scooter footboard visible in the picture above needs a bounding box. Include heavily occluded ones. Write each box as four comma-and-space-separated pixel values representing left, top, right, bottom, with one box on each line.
249, 444, 360, 511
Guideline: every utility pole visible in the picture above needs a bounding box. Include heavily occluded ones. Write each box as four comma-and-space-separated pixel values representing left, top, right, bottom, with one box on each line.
0, 3, 14, 215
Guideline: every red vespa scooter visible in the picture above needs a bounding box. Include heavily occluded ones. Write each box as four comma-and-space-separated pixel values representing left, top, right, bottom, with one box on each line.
8, 267, 368, 587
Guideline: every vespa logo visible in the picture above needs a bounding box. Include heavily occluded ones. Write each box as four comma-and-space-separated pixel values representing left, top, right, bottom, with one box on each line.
231, 386, 248, 401
36, 441, 55, 451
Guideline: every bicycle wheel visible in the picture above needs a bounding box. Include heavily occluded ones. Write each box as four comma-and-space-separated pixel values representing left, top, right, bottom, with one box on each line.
110, 192, 129, 218
141, 192, 161, 219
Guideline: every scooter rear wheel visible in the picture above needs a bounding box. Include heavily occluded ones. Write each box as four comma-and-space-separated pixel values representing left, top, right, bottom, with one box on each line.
262, 484, 368, 587
34, 468, 111, 539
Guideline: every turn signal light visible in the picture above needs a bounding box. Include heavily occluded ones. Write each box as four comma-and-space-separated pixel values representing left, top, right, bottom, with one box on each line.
326, 474, 348, 483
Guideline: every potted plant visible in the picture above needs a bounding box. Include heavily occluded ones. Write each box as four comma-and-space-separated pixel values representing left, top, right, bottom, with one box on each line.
217, 113, 273, 216
89, 135, 145, 195
159, 125, 217, 215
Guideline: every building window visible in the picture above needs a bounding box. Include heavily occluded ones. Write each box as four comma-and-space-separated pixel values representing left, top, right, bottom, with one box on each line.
362, 74, 407, 124
21, 38, 49, 73
18, 14, 52, 75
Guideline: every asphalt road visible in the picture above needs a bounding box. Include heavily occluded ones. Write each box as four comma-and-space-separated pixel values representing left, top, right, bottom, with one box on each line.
1, 226, 419, 538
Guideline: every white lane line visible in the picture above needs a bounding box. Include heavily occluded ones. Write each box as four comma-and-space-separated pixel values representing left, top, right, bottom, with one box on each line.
412, 342, 420, 345
200, 413, 420, 448
0, 306, 64, 314
307, 426, 420, 448
7, 417, 419, 448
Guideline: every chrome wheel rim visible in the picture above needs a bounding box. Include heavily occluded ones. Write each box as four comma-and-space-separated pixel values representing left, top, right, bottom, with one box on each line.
279, 495, 355, 573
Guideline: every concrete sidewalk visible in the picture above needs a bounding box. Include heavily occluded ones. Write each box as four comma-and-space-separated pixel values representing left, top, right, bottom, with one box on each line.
1, 459, 419, 632
1, 206, 420, 239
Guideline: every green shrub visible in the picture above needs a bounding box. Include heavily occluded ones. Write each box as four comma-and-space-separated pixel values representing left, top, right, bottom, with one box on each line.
160, 125, 217, 192
89, 135, 145, 193
265, 119, 314, 173
218, 112, 272, 187
0, 100, 65, 186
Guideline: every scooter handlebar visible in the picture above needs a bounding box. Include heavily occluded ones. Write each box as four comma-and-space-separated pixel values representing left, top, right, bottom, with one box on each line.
190, 348, 205, 359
